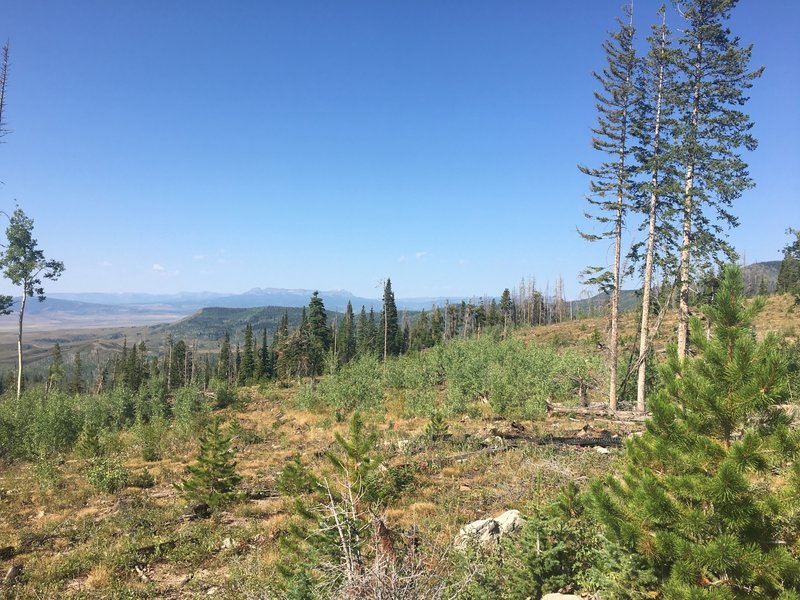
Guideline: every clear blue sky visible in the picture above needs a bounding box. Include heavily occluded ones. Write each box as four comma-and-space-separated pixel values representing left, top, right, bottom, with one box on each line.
0, 1, 797, 299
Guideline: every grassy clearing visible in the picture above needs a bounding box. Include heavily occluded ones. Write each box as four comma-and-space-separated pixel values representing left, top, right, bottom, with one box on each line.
0, 383, 629, 598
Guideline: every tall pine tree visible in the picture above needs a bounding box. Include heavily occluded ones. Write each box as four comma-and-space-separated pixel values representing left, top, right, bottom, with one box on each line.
218, 332, 232, 384
337, 301, 357, 365
381, 278, 401, 358
579, 3, 638, 411
631, 6, 681, 412
673, 0, 762, 358
239, 322, 255, 384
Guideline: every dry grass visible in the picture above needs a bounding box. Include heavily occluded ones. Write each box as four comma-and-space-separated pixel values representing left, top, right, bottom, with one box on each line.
0, 383, 632, 599
518, 292, 800, 348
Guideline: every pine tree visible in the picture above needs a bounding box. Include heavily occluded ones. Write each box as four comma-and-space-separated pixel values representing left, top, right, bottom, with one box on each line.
239, 322, 255, 384
430, 305, 443, 345
278, 310, 290, 338
499, 288, 514, 333
175, 418, 242, 511
126, 341, 140, 391
258, 328, 270, 380
409, 309, 432, 352
758, 275, 769, 296
170, 340, 187, 389
234, 343, 241, 383
356, 306, 370, 357
777, 228, 800, 300
218, 331, 231, 383
337, 301, 357, 365
578, 3, 638, 411
305, 291, 331, 378
381, 279, 401, 358
70, 352, 83, 394
47, 342, 64, 394
590, 265, 800, 597
631, 6, 681, 413
673, 0, 762, 358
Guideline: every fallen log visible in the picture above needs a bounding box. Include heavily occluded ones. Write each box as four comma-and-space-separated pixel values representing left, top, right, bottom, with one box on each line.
547, 405, 648, 422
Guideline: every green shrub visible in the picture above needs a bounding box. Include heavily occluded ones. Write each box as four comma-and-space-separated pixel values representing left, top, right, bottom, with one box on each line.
133, 382, 168, 424
33, 456, 61, 490
212, 382, 238, 409
88, 388, 136, 429
129, 467, 155, 489
75, 421, 104, 458
3, 389, 83, 459
134, 414, 168, 461
86, 456, 130, 494
387, 337, 602, 419
424, 412, 449, 438
296, 355, 385, 413
172, 386, 211, 436
460, 483, 655, 599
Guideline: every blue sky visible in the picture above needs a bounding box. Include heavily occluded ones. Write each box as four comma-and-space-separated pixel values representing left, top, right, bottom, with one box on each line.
0, 1, 797, 299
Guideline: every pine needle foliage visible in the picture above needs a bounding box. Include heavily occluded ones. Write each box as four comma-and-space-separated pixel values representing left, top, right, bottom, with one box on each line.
277, 413, 417, 596
175, 418, 242, 510
589, 265, 800, 598
424, 412, 449, 439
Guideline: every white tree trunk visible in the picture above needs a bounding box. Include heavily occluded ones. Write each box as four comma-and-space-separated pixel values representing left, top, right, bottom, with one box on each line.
16, 292, 26, 400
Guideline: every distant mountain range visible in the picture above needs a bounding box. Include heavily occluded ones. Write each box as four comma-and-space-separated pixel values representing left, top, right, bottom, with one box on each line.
47, 288, 465, 313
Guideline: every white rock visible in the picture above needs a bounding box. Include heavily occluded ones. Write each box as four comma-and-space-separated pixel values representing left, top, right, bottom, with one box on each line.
454, 510, 525, 548
541, 594, 582, 600
594, 446, 610, 454
495, 509, 525, 534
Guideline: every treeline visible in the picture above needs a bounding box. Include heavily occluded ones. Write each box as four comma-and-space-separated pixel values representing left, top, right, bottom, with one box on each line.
13, 276, 597, 396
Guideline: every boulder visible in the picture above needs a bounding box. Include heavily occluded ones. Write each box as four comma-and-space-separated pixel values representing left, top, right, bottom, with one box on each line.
495, 509, 525, 534
541, 595, 582, 600
454, 509, 525, 548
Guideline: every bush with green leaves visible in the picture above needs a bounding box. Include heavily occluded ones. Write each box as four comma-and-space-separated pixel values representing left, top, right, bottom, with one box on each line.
133, 381, 168, 424
172, 385, 211, 436
365, 335, 606, 418
296, 354, 385, 413
134, 413, 168, 461
33, 457, 62, 490
0, 389, 83, 459
86, 456, 130, 494
175, 418, 242, 510
590, 265, 800, 598
83, 388, 136, 430
388, 336, 602, 419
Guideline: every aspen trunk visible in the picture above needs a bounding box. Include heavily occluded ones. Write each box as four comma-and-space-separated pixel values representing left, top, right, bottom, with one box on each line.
16, 292, 26, 400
